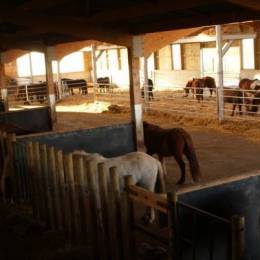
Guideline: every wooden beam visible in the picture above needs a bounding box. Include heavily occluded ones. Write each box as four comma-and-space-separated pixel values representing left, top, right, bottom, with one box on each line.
86, 0, 223, 24
131, 9, 260, 34
0, 14, 132, 47
227, 0, 260, 11
174, 33, 257, 44
17, 0, 71, 11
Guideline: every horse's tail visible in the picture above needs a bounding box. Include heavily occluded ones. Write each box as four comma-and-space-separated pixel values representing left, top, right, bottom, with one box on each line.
182, 131, 201, 182
155, 160, 166, 193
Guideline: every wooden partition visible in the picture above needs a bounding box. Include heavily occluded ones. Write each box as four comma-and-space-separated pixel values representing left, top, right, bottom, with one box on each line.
22, 141, 131, 259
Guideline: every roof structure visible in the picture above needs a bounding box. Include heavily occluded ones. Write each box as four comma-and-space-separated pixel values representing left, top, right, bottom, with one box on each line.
0, 0, 259, 51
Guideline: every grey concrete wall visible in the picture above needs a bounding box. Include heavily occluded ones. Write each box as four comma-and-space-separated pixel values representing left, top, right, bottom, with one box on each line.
18, 122, 136, 157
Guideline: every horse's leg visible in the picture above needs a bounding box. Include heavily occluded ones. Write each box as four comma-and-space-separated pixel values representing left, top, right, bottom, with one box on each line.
159, 155, 167, 179
140, 173, 157, 225
174, 154, 186, 185
239, 104, 242, 115
231, 104, 236, 116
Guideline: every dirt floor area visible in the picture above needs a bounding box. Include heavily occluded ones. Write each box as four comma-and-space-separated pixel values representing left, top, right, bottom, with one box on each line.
54, 94, 260, 189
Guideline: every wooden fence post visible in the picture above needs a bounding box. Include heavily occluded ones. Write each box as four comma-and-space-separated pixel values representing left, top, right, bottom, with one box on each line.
98, 162, 110, 259
47, 146, 57, 229
123, 175, 137, 260
26, 142, 38, 218
5, 133, 16, 201
39, 144, 52, 227
86, 159, 104, 259
32, 142, 45, 221
72, 154, 84, 244
110, 166, 123, 260
63, 153, 73, 239
64, 153, 80, 243
232, 215, 245, 260
167, 192, 179, 260
55, 150, 66, 232
52, 148, 63, 232
74, 154, 88, 243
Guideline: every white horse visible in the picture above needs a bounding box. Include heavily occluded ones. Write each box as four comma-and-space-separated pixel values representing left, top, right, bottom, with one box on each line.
73, 151, 166, 223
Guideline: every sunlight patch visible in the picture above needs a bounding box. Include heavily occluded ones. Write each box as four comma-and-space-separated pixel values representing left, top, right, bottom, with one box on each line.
56, 101, 111, 113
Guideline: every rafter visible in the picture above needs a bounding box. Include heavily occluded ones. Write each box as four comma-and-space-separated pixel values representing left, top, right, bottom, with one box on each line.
17, 0, 71, 11
0, 13, 132, 47
86, 0, 223, 24
130, 9, 260, 34
227, 0, 260, 11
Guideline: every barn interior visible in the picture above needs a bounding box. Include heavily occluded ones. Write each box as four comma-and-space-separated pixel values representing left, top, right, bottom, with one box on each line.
0, 0, 260, 259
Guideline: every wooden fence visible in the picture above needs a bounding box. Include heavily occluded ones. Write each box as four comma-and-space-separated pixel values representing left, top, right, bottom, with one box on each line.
0, 131, 246, 259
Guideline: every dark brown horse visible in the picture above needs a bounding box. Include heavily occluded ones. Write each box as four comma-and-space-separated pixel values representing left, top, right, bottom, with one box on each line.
203, 76, 216, 97
184, 78, 204, 102
192, 78, 204, 102
143, 122, 201, 184
239, 78, 260, 91
184, 77, 216, 99
223, 88, 243, 116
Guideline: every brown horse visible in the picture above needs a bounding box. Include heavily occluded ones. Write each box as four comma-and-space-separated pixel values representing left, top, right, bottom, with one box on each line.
143, 122, 201, 184
239, 78, 260, 91
223, 88, 243, 116
184, 79, 194, 97
203, 76, 216, 97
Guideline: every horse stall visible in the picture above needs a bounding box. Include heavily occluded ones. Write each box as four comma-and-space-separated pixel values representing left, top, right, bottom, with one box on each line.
7, 123, 138, 258
126, 173, 259, 260
0, 107, 52, 197
0, 107, 52, 134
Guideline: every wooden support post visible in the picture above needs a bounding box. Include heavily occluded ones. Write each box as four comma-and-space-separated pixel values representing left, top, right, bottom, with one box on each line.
56, 60, 62, 100
123, 175, 137, 260
128, 36, 145, 151
231, 215, 245, 260
216, 25, 224, 122
91, 44, 97, 101
0, 53, 8, 112
45, 46, 56, 122
142, 56, 149, 112
28, 52, 34, 84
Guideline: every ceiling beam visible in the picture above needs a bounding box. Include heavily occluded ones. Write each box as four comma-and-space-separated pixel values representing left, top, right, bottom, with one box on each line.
174, 33, 257, 43
227, 0, 260, 11
0, 13, 132, 47
86, 0, 223, 24
130, 9, 260, 34
17, 0, 71, 11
